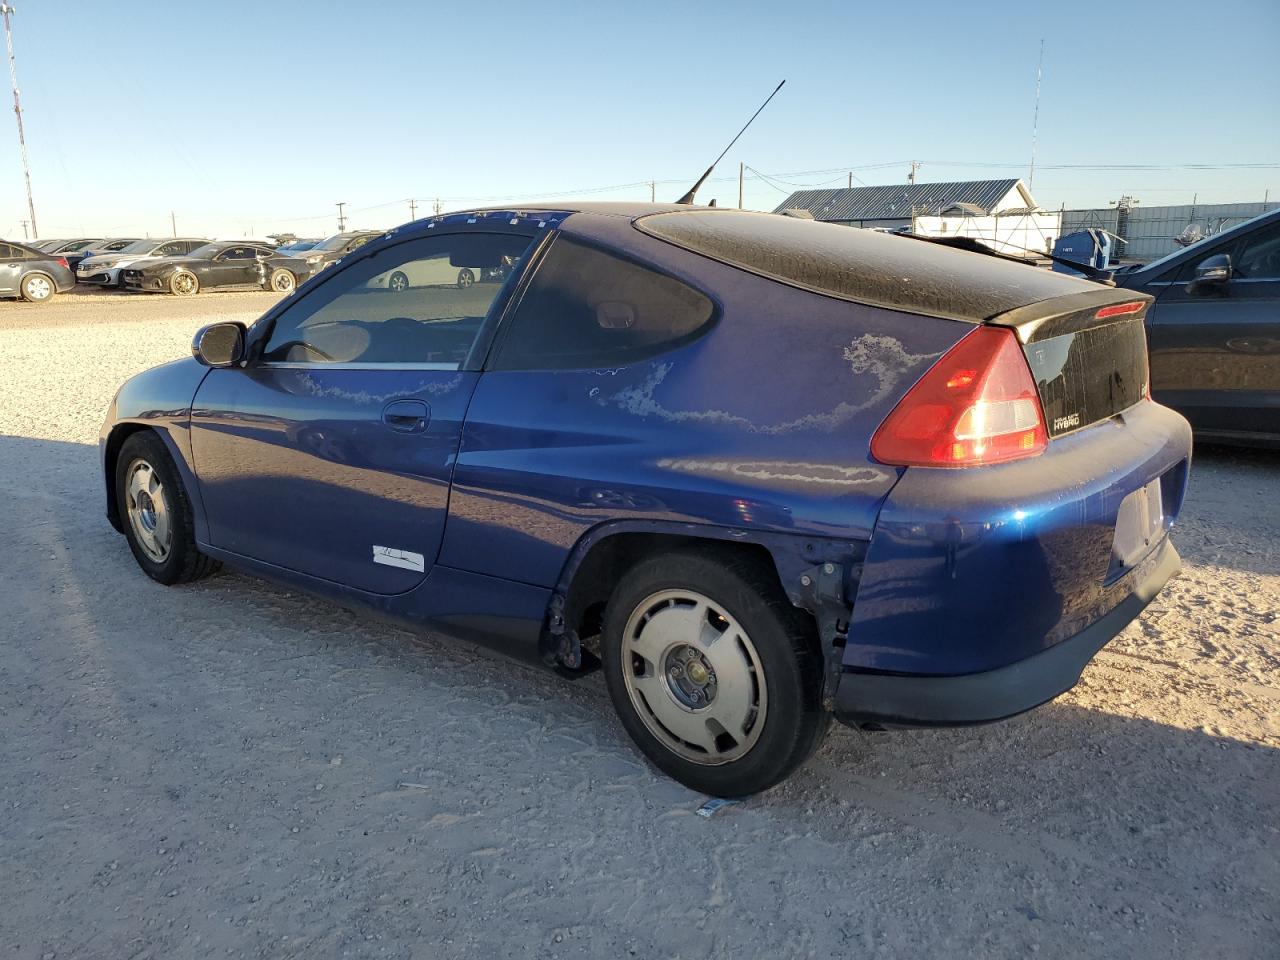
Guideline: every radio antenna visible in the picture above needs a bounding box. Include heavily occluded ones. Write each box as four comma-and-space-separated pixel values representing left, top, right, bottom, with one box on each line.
675, 79, 786, 205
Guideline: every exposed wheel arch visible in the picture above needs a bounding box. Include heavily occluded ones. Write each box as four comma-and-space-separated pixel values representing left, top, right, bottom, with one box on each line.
104, 424, 158, 532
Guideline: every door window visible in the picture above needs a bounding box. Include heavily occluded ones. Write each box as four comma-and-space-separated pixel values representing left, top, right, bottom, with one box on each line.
1235, 225, 1280, 280
259, 232, 534, 367
218, 246, 255, 261
0, 244, 22, 259
491, 236, 716, 371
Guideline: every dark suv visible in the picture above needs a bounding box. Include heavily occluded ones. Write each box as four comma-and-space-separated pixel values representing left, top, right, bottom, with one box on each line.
1116, 207, 1280, 446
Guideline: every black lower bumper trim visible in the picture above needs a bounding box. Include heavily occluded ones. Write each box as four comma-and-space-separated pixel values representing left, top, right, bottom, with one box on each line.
834, 539, 1181, 727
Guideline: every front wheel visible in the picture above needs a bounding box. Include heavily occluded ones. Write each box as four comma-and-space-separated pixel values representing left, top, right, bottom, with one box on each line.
267, 267, 297, 293
169, 271, 199, 296
456, 268, 475, 288
602, 550, 829, 797
20, 272, 55, 302
115, 431, 220, 585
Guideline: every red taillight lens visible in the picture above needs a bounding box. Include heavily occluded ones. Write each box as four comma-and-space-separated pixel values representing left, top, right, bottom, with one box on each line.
871, 326, 1048, 467
1094, 301, 1145, 320
57, 256, 69, 269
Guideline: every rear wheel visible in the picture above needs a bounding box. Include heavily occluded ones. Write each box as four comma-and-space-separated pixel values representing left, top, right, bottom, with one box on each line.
20, 272, 55, 302
169, 271, 199, 296
115, 431, 220, 585
602, 550, 828, 797
268, 267, 297, 293
456, 268, 475, 288
388, 270, 409, 292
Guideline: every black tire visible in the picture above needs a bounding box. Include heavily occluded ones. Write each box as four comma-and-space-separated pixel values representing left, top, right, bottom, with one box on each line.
602, 549, 829, 797
388, 270, 409, 292
456, 268, 475, 288
169, 271, 199, 296
20, 272, 56, 303
115, 431, 220, 585
267, 267, 297, 293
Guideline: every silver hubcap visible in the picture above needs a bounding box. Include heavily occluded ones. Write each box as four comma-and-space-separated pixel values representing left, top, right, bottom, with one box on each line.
458, 271, 473, 287
25, 276, 51, 299
621, 589, 768, 765
125, 459, 172, 563
390, 273, 408, 291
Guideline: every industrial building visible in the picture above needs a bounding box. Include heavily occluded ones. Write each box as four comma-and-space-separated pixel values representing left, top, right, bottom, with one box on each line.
774, 179, 1061, 257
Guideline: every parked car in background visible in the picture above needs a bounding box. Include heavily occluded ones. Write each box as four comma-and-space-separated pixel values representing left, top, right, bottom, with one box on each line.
65, 238, 142, 272
36, 238, 103, 257
77, 238, 209, 288
1115, 207, 1280, 447
0, 239, 76, 302
121, 241, 312, 296
275, 238, 323, 255
297, 230, 382, 274
100, 205, 1192, 796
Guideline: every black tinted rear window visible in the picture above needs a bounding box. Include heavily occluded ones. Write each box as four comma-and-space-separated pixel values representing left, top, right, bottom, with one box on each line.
492, 236, 715, 371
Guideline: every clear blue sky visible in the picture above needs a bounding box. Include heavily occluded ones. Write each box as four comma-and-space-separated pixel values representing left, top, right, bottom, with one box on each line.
3, 0, 1277, 240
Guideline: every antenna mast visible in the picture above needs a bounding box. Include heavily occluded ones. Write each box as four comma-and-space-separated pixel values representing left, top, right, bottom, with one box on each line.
1029, 38, 1044, 191
2, 4, 37, 239
675, 79, 785, 205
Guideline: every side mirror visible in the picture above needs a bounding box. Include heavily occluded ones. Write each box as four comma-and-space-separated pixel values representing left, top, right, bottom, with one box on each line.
192, 322, 246, 367
1188, 253, 1232, 295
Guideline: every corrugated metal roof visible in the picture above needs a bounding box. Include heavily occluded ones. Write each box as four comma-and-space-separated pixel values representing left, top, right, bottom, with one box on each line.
772, 179, 1022, 222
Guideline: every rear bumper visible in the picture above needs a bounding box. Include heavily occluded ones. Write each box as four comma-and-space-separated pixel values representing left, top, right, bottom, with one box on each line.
835, 536, 1179, 726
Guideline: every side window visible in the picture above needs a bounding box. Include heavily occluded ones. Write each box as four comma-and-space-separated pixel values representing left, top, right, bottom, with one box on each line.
347, 235, 374, 251
1235, 225, 1280, 280
181, 241, 202, 254
492, 236, 716, 371
156, 243, 180, 256
225, 247, 254, 260
0, 244, 20, 259
260, 232, 534, 367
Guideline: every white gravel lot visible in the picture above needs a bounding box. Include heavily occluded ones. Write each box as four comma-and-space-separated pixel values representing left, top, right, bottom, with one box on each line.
0, 291, 1277, 959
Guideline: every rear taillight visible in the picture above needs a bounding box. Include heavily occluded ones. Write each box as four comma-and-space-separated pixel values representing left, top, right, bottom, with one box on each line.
871, 326, 1048, 467
57, 256, 69, 269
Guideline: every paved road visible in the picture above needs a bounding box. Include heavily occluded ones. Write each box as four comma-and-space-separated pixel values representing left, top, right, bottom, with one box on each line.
1, 294, 1277, 959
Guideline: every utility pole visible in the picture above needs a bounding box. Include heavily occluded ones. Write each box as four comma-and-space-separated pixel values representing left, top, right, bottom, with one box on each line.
2, 4, 37, 239
433, 198, 441, 216
409, 198, 417, 220
18, 218, 26, 239
908, 161, 921, 185
170, 210, 176, 237
650, 181, 655, 202
848, 171, 852, 188
336, 202, 347, 232
1029, 38, 1044, 190
738, 162, 744, 209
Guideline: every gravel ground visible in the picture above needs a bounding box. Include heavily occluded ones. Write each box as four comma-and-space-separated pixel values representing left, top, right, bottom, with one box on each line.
1, 292, 1277, 959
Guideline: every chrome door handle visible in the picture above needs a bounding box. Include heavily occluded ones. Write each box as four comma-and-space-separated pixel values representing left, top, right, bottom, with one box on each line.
382, 398, 430, 433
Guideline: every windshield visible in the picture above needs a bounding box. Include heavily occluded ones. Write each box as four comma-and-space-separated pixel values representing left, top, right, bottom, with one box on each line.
185, 243, 223, 259
311, 234, 361, 252
115, 240, 158, 255
279, 240, 318, 252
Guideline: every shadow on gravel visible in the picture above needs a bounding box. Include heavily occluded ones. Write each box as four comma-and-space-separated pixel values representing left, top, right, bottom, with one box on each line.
5, 432, 1276, 896
1173, 441, 1280, 575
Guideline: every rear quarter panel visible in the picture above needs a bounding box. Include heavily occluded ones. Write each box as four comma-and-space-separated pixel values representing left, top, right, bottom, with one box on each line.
441, 214, 971, 587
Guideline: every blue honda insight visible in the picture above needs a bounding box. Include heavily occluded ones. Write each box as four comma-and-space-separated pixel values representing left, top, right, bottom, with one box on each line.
101, 204, 1191, 796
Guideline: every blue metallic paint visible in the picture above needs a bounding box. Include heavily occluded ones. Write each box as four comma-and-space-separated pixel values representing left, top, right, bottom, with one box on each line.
100, 205, 1195, 727
846, 401, 1191, 676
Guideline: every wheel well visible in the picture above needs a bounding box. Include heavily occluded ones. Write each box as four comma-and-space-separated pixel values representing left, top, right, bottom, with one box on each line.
557, 532, 789, 661
103, 423, 155, 532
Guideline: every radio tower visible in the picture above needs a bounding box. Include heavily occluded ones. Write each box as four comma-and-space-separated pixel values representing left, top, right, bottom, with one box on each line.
2, 4, 37, 238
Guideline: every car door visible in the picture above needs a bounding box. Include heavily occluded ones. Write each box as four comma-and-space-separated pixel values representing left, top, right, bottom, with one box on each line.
1146, 220, 1280, 437
0, 243, 22, 293
189, 229, 537, 594
207, 246, 260, 288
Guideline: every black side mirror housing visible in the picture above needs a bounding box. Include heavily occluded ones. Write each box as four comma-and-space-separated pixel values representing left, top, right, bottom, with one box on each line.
1188, 253, 1232, 295
192, 322, 246, 367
